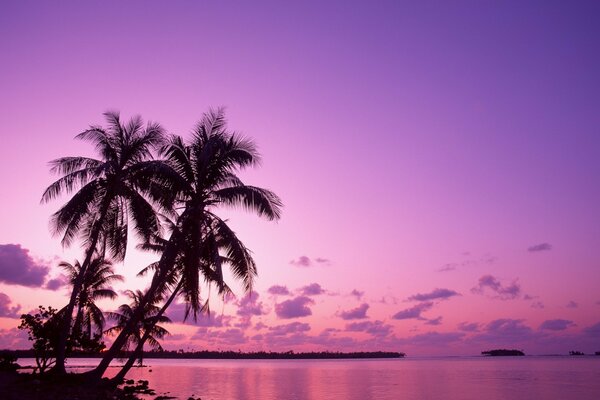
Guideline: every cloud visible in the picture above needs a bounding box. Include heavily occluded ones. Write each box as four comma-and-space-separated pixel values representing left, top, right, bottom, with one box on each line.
0, 292, 21, 318
438, 264, 457, 272
527, 243, 552, 252
407, 288, 460, 302
0, 328, 30, 349
471, 275, 521, 300
268, 322, 311, 336
339, 303, 369, 320
267, 285, 290, 296
236, 291, 267, 317
275, 296, 314, 319
345, 320, 393, 337
583, 321, 600, 336
392, 302, 433, 320
470, 319, 537, 346
165, 301, 231, 326
566, 301, 578, 309
531, 301, 544, 309
406, 331, 465, 346
457, 322, 480, 332
300, 283, 325, 296
290, 256, 312, 267
0, 244, 50, 287
424, 316, 443, 326
290, 256, 330, 267
45, 274, 68, 291
539, 319, 575, 331
350, 289, 364, 300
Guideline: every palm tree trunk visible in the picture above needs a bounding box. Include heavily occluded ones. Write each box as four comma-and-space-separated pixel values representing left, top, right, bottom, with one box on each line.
54, 197, 111, 374
112, 279, 183, 382
85, 235, 180, 381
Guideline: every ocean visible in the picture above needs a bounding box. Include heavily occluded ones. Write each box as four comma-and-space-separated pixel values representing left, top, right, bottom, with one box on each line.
18, 356, 600, 399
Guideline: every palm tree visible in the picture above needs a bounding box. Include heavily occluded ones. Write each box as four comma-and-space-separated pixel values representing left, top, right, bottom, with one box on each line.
105, 290, 170, 376
89, 109, 282, 380
41, 111, 168, 373
111, 214, 257, 381
59, 258, 123, 348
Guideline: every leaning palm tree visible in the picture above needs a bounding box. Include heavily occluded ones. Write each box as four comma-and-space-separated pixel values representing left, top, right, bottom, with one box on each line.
41, 111, 168, 373
112, 214, 257, 381
105, 290, 170, 371
89, 109, 282, 380
59, 258, 123, 347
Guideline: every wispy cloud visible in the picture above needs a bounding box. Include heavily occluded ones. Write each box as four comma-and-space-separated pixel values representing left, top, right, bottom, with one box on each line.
290, 256, 331, 268
539, 319, 575, 331
345, 320, 393, 337
407, 288, 460, 302
471, 275, 521, 300
338, 303, 369, 320
392, 301, 433, 320
566, 300, 578, 309
527, 243, 552, 252
350, 289, 364, 300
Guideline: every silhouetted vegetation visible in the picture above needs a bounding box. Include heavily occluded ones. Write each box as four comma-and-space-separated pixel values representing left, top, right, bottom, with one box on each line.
569, 350, 584, 356
481, 349, 525, 356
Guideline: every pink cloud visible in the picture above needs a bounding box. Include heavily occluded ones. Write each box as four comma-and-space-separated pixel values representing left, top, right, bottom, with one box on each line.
268, 322, 311, 336
300, 283, 325, 296
345, 320, 393, 337
350, 289, 364, 300
275, 296, 314, 319
236, 291, 267, 317
0, 244, 49, 287
289, 256, 331, 267
267, 285, 290, 296
471, 275, 521, 300
407, 288, 460, 302
0, 292, 21, 318
392, 301, 433, 320
290, 256, 311, 267
457, 322, 480, 332
539, 319, 575, 331
45, 273, 68, 291
339, 303, 369, 320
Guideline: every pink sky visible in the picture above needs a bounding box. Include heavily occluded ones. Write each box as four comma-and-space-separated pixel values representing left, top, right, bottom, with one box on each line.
1, 1, 599, 356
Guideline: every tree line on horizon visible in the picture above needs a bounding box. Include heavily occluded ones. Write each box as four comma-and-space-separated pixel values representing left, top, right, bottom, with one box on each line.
18, 109, 283, 382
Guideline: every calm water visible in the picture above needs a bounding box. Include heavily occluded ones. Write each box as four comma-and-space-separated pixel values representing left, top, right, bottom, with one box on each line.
19, 356, 600, 399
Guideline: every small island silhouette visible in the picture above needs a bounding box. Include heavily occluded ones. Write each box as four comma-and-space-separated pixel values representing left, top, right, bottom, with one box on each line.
481, 349, 525, 356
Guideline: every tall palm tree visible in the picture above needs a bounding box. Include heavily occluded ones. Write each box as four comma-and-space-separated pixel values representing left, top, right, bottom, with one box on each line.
105, 290, 170, 369
89, 109, 282, 380
41, 111, 168, 373
59, 258, 123, 347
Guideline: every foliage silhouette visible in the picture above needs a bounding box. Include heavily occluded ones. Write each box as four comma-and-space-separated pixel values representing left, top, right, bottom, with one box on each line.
42, 112, 168, 373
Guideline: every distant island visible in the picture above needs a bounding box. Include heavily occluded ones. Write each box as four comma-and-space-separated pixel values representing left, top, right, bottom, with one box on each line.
3, 349, 405, 360
569, 351, 585, 356
481, 349, 525, 356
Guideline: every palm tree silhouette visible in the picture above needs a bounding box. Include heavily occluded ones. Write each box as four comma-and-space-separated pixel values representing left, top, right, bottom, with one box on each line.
90, 109, 282, 380
59, 258, 123, 348
42, 111, 167, 373
105, 290, 170, 372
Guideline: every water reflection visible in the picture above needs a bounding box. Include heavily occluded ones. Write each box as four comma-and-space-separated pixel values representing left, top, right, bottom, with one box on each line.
20, 357, 600, 400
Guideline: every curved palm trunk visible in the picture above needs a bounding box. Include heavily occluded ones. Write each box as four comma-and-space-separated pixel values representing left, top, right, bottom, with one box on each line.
85, 234, 180, 381
54, 212, 110, 374
113, 280, 183, 383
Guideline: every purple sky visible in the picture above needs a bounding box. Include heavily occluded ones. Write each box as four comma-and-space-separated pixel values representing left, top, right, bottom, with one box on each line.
1, 1, 599, 355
